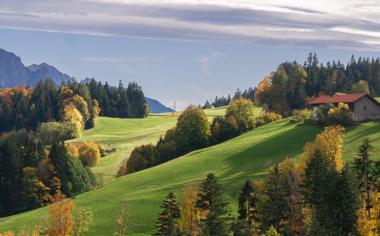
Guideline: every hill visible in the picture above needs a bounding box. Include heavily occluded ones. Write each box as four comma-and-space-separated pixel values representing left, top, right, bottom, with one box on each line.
1, 111, 379, 235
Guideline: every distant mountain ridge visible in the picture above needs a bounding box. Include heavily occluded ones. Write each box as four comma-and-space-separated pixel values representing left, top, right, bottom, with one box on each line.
0, 48, 173, 113
146, 98, 174, 113
0, 48, 71, 87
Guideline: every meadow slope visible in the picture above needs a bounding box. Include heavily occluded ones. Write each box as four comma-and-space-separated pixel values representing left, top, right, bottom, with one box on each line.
1, 117, 380, 235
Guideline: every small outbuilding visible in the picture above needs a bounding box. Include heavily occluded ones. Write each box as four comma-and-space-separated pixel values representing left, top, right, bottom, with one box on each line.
308, 93, 380, 121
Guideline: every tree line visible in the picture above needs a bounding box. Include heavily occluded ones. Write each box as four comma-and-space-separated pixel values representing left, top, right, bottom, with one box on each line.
118, 98, 282, 176
154, 126, 380, 236
0, 129, 97, 217
0, 79, 148, 134
206, 53, 380, 116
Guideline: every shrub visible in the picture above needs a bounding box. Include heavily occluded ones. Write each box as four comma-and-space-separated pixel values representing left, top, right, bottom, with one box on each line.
255, 111, 282, 127
37, 122, 79, 145
327, 103, 353, 126
290, 109, 312, 124
316, 103, 353, 126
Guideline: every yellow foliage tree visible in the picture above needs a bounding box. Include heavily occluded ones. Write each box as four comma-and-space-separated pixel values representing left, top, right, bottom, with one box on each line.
255, 75, 271, 104
300, 126, 345, 172
180, 185, 201, 236
357, 191, 380, 236
67, 142, 101, 167
63, 105, 83, 137
47, 195, 75, 236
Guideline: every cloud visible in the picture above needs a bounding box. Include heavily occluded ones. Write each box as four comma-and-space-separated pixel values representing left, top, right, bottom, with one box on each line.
1, 0, 380, 50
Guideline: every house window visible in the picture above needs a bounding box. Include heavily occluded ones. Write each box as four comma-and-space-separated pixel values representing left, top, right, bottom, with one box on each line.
364, 105, 367, 111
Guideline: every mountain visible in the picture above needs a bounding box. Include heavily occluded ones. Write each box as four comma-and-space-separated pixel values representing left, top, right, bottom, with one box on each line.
27, 63, 71, 85
146, 97, 174, 113
0, 48, 172, 113
0, 48, 70, 87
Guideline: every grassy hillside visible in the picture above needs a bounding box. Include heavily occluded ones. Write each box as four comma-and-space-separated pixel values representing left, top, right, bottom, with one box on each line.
67, 106, 258, 183
1, 116, 379, 235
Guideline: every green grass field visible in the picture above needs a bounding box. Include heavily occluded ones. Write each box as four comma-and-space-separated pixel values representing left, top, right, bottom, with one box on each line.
0, 110, 379, 235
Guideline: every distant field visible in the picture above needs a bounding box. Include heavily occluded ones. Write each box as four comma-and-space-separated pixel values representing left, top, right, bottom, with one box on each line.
1, 116, 378, 235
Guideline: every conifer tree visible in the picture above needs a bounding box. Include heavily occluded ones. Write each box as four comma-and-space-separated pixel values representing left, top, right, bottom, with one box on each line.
261, 164, 290, 233
332, 167, 360, 235
196, 173, 228, 236
233, 179, 259, 236
353, 138, 376, 218
155, 192, 181, 236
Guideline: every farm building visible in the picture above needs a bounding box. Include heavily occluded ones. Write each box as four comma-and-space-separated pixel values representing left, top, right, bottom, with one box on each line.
308, 93, 380, 121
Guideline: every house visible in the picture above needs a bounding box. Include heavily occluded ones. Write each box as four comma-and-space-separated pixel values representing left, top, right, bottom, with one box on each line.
308, 93, 380, 121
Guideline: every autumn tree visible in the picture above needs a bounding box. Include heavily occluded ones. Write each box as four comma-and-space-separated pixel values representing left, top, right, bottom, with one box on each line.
114, 202, 128, 236
179, 185, 200, 236
196, 173, 228, 236
225, 98, 254, 134
73, 207, 93, 236
352, 80, 370, 93
155, 193, 181, 236
47, 195, 75, 236
300, 125, 345, 172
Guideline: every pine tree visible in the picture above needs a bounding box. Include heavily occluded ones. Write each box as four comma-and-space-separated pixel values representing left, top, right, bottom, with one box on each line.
261, 164, 290, 233
332, 167, 360, 236
196, 173, 228, 236
155, 192, 181, 236
353, 138, 376, 218
233, 179, 259, 236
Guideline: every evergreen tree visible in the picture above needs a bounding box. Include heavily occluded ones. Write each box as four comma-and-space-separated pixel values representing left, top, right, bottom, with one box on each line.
196, 173, 228, 236
155, 192, 181, 236
332, 167, 360, 236
233, 179, 259, 236
261, 164, 290, 233
353, 138, 376, 218
49, 142, 93, 196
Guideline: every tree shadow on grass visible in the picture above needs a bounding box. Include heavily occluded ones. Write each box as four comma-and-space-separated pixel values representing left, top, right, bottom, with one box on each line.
219, 124, 320, 182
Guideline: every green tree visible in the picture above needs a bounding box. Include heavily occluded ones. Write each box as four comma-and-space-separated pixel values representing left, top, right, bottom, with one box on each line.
196, 173, 228, 236
353, 138, 377, 218
49, 142, 93, 196
175, 106, 210, 155
155, 192, 181, 236
261, 164, 290, 233
233, 180, 259, 236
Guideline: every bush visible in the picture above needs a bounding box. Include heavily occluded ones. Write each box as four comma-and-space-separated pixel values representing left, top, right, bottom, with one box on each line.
327, 103, 353, 126
316, 103, 353, 126
290, 109, 312, 124
255, 111, 282, 127
37, 122, 79, 145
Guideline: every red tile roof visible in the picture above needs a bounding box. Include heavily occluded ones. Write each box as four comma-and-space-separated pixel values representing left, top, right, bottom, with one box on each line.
308, 93, 367, 105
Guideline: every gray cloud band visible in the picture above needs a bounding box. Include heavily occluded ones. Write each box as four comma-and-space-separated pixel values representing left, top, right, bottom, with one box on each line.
0, 0, 380, 50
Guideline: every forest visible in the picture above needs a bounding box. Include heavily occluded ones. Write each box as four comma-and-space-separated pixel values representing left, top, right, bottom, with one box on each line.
207, 53, 380, 116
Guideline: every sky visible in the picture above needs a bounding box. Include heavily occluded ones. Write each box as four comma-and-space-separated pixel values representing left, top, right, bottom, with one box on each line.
1, 0, 380, 110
